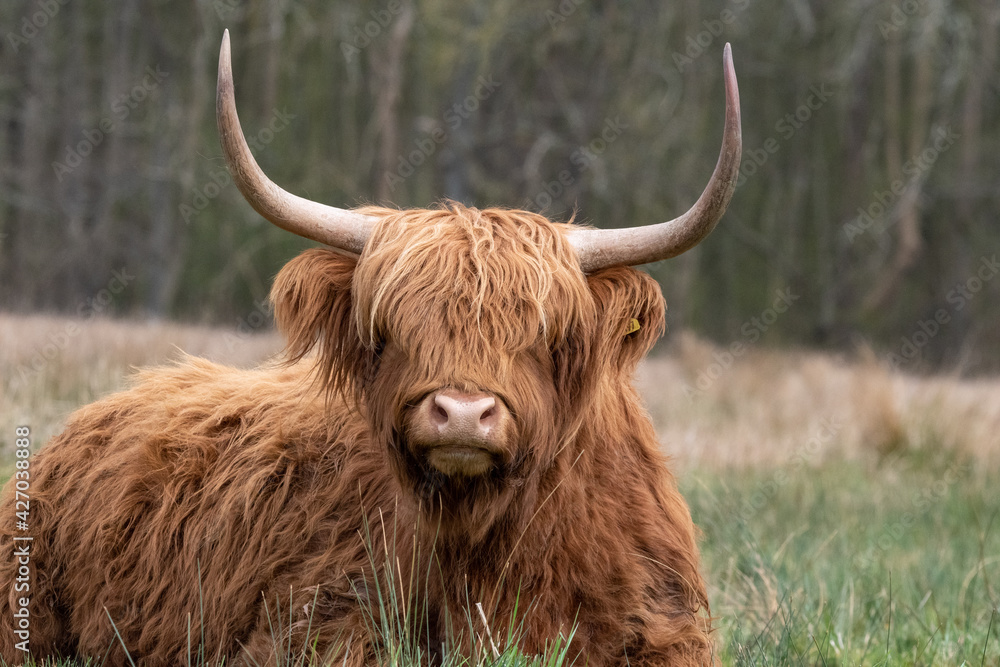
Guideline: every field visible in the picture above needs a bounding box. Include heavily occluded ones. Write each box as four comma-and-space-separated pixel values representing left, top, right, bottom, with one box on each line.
1, 314, 998, 665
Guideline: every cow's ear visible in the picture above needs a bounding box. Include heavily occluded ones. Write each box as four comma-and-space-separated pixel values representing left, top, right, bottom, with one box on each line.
586, 267, 666, 377
270, 249, 369, 397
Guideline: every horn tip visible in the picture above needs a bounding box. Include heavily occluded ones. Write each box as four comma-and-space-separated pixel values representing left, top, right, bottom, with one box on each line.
722, 42, 739, 122
218, 30, 233, 89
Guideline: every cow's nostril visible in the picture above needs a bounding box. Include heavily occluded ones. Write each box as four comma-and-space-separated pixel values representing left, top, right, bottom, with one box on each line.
431, 402, 450, 426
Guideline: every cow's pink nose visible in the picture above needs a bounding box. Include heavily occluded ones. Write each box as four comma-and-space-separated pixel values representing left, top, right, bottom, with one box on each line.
409, 389, 511, 476
428, 391, 501, 439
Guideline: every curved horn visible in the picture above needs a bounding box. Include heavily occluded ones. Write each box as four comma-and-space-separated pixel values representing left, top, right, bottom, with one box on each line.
568, 43, 742, 272
217, 30, 376, 252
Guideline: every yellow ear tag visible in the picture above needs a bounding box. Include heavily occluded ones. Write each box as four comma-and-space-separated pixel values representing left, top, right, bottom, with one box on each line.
625, 318, 641, 336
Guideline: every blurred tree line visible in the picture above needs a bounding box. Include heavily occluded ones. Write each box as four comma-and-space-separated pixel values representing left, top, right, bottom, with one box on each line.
1, 0, 998, 372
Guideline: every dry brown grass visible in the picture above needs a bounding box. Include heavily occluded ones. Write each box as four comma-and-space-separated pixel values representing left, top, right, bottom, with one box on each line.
0, 313, 282, 449
3, 314, 999, 468
639, 331, 1000, 468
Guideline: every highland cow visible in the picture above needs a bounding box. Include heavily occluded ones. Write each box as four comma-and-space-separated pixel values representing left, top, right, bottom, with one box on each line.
0, 32, 741, 666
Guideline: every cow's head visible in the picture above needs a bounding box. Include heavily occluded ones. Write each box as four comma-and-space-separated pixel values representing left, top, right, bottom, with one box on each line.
216, 31, 740, 520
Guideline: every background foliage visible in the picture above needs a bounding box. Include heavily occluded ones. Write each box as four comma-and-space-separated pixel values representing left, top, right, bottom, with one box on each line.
1, 0, 998, 372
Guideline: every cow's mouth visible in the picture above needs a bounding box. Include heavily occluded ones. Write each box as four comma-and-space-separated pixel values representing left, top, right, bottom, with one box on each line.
422, 442, 500, 477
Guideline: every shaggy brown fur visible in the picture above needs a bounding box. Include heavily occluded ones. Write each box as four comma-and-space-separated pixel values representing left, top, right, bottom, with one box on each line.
0, 202, 713, 665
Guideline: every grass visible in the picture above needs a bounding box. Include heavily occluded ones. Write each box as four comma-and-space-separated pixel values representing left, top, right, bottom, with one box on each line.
688, 455, 999, 665
1, 314, 998, 665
